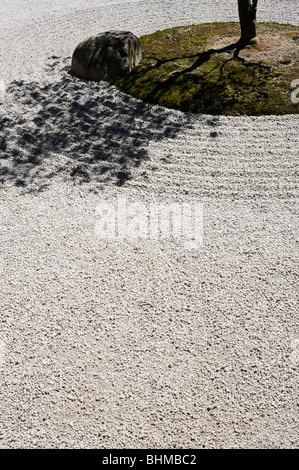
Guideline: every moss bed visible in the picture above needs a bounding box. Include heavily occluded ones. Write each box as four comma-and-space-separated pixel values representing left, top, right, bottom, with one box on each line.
110, 22, 299, 115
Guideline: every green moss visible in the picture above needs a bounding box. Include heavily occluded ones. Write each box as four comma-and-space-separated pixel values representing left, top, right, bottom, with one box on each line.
110, 22, 299, 116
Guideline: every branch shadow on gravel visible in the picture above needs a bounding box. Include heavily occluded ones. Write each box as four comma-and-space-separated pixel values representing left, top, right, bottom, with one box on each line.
0, 56, 197, 193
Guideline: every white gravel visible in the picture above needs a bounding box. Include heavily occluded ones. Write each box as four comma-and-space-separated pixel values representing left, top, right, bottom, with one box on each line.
0, 0, 298, 449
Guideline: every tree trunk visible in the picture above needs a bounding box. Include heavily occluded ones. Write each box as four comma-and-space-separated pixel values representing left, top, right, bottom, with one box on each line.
238, 0, 259, 46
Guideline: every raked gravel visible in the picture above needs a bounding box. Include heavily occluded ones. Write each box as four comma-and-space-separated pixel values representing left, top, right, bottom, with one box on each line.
0, 0, 298, 449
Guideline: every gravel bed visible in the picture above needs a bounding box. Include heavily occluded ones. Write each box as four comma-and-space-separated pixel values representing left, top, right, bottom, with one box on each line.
0, 0, 298, 449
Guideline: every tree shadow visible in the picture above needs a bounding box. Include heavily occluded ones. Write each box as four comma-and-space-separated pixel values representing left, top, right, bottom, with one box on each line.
146, 42, 243, 110
111, 40, 262, 114
0, 56, 199, 193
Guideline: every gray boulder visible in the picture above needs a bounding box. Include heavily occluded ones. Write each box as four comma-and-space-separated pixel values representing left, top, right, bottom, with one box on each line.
71, 30, 142, 81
